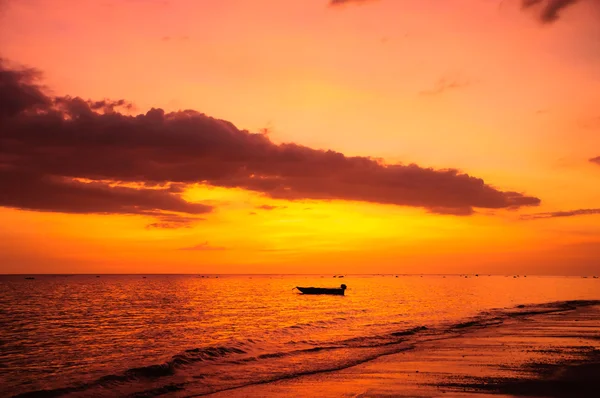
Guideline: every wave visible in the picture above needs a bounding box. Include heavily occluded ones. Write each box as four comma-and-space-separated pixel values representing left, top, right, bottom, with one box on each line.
281, 317, 352, 332
450, 318, 504, 330
446, 300, 600, 333
13, 346, 247, 398
13, 300, 600, 398
391, 325, 428, 336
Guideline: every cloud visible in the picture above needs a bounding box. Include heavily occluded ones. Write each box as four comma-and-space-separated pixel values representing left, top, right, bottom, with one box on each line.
419, 77, 470, 96
144, 213, 204, 229
521, 208, 600, 220
590, 156, 600, 166
0, 171, 210, 215
256, 204, 287, 210
0, 60, 541, 218
329, 0, 376, 6
329, 0, 590, 25
0, 61, 50, 118
180, 241, 226, 251
0, 60, 210, 227
521, 0, 583, 24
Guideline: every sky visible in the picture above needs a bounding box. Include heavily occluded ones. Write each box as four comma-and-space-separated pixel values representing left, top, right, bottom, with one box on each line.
1, 0, 599, 275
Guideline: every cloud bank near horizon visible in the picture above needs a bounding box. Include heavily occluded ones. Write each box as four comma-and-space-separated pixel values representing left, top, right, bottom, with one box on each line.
0, 60, 541, 224
521, 208, 600, 220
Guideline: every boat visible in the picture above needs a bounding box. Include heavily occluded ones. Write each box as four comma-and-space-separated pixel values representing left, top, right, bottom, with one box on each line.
295, 284, 347, 296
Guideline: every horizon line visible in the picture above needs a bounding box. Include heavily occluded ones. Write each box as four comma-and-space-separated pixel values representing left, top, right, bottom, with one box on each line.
1, 273, 595, 277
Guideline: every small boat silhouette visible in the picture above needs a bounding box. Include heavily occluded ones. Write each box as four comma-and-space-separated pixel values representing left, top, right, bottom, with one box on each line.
295, 284, 347, 296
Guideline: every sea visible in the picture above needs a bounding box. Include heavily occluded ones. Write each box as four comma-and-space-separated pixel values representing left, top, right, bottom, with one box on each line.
1, 274, 599, 397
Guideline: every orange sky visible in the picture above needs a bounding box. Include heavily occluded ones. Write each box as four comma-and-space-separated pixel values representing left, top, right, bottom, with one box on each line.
1, 0, 599, 274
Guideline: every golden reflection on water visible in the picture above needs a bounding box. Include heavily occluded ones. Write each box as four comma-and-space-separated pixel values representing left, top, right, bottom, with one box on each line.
1, 274, 599, 395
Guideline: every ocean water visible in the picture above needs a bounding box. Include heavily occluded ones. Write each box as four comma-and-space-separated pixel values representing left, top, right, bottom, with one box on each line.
1, 274, 599, 396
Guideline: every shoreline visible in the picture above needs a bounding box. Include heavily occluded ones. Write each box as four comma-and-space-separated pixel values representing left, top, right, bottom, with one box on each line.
207, 302, 600, 397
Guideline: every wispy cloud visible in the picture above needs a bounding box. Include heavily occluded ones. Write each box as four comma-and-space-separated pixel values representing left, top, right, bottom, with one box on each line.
590, 156, 600, 166
256, 205, 287, 211
521, 208, 600, 220
329, 0, 377, 6
419, 77, 470, 96
180, 241, 227, 251
145, 213, 204, 229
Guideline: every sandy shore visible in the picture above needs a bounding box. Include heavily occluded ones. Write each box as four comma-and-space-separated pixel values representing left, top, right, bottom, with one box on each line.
208, 302, 600, 397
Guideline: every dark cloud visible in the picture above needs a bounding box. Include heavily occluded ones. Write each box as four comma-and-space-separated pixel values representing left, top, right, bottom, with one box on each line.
180, 241, 226, 251
0, 61, 50, 118
590, 156, 600, 166
419, 77, 470, 96
521, 0, 582, 24
0, 171, 210, 215
0, 60, 541, 218
521, 208, 600, 220
257, 204, 287, 210
0, 60, 209, 227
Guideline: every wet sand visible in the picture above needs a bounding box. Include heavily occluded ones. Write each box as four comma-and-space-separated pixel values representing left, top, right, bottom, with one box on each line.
209, 302, 600, 397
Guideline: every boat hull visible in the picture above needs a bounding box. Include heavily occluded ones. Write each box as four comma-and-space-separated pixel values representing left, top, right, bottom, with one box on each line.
296, 287, 345, 295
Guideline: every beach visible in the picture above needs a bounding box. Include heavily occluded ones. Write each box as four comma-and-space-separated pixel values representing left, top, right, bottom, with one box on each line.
209, 301, 600, 397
